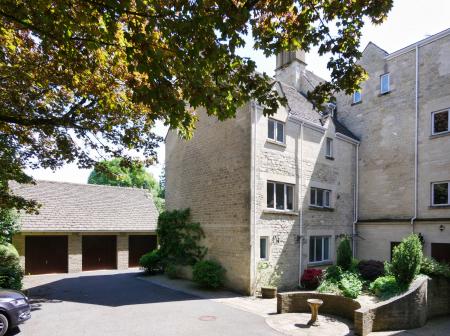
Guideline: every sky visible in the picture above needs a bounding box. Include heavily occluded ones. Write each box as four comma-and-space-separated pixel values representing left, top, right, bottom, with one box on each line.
25, 0, 450, 184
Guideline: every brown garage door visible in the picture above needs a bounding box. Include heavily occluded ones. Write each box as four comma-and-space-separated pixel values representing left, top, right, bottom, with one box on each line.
431, 243, 450, 263
128, 235, 157, 267
25, 236, 68, 275
82, 236, 117, 271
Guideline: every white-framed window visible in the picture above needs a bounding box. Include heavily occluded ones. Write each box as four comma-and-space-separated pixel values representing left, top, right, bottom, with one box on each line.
310, 188, 331, 208
260, 237, 269, 259
380, 73, 390, 94
432, 182, 450, 206
309, 236, 331, 263
268, 118, 285, 143
325, 138, 333, 158
267, 181, 294, 211
353, 90, 362, 104
432, 110, 449, 135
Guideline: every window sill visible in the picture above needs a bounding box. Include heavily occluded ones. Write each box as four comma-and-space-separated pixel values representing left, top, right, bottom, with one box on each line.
308, 260, 333, 267
429, 205, 450, 209
430, 131, 450, 139
263, 209, 298, 216
325, 156, 335, 161
378, 90, 391, 97
351, 101, 362, 106
266, 139, 286, 148
309, 206, 334, 212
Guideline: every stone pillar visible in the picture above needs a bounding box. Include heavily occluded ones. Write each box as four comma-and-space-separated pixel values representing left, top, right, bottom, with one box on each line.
117, 234, 128, 270
68, 233, 82, 273
12, 234, 25, 270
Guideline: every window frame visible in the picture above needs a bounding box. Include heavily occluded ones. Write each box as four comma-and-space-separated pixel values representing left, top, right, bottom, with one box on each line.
309, 236, 331, 263
380, 73, 390, 94
325, 137, 334, 158
259, 236, 269, 260
310, 187, 331, 208
267, 118, 285, 144
431, 181, 450, 206
267, 181, 294, 211
431, 109, 450, 135
352, 90, 362, 104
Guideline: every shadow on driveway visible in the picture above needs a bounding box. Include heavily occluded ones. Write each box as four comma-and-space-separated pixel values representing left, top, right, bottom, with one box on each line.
26, 271, 199, 307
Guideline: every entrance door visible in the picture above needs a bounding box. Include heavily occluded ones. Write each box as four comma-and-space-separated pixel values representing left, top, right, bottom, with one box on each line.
431, 243, 450, 263
82, 236, 117, 271
25, 236, 68, 275
128, 235, 157, 267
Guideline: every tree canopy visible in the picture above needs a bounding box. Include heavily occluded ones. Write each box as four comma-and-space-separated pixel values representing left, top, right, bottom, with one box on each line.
88, 158, 164, 212
0, 0, 393, 212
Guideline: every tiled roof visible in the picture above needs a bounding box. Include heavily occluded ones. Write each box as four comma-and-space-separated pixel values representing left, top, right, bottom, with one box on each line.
11, 180, 158, 232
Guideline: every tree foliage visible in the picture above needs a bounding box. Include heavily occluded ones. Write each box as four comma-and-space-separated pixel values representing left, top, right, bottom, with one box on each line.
0, 0, 393, 211
391, 234, 423, 286
88, 158, 165, 212
336, 237, 353, 271
0, 208, 20, 244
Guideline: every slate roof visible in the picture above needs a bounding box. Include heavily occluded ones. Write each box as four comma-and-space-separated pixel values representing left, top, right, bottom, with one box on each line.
11, 180, 158, 232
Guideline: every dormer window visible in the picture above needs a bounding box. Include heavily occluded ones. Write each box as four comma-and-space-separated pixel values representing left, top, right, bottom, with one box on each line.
353, 90, 362, 104
268, 118, 285, 144
380, 73, 390, 94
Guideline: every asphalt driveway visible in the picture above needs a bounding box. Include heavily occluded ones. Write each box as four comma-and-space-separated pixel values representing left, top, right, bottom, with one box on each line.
16, 270, 282, 336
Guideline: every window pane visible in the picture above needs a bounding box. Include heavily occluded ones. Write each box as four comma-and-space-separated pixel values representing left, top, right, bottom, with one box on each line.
276, 183, 285, 209
326, 138, 333, 157
324, 191, 330, 207
310, 188, 316, 205
267, 183, 274, 208
324, 237, 330, 260
317, 189, 323, 206
353, 91, 361, 103
434, 111, 449, 134
286, 185, 293, 210
309, 237, 315, 262
381, 74, 389, 93
260, 237, 267, 259
434, 183, 449, 205
315, 237, 323, 261
277, 122, 284, 143
268, 119, 275, 140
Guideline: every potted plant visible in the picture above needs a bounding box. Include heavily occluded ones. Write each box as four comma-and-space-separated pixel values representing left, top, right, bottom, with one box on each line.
257, 261, 282, 298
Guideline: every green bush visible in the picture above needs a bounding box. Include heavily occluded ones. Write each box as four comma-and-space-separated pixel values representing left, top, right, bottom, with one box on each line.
323, 265, 342, 281
339, 272, 363, 299
0, 243, 23, 290
391, 234, 423, 286
370, 275, 405, 299
165, 263, 179, 279
317, 278, 341, 295
139, 249, 163, 274
336, 237, 353, 271
192, 260, 226, 289
420, 257, 450, 279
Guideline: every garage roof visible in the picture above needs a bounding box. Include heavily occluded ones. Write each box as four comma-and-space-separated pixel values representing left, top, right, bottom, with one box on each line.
11, 180, 158, 232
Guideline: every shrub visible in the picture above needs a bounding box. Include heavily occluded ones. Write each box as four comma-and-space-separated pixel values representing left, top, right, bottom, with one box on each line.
323, 265, 342, 281
0, 243, 23, 290
139, 249, 163, 274
358, 260, 385, 281
339, 272, 363, 299
256, 261, 282, 289
300, 268, 323, 289
317, 278, 341, 295
370, 275, 405, 299
391, 234, 423, 286
165, 263, 179, 279
193, 260, 226, 289
420, 257, 450, 279
336, 237, 353, 271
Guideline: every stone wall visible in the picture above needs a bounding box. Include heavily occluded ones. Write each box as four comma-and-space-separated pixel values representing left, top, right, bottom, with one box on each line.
427, 276, 450, 318
165, 106, 253, 294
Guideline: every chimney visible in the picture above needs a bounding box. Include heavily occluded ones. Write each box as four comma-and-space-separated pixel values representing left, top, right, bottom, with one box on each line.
275, 50, 306, 92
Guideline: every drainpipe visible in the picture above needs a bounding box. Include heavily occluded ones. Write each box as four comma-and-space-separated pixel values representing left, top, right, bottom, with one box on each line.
352, 143, 359, 257
411, 45, 419, 232
298, 122, 304, 286
251, 101, 258, 294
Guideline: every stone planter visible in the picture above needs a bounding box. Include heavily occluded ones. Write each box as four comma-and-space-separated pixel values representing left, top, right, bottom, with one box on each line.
261, 287, 277, 299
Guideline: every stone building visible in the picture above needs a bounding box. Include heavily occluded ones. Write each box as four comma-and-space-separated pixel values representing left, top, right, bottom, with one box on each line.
165, 50, 359, 294
11, 181, 158, 274
166, 27, 450, 294
335, 28, 450, 262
